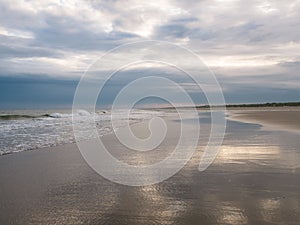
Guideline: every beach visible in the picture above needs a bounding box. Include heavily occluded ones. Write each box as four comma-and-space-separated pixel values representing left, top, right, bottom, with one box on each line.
1, 108, 300, 224
228, 107, 300, 133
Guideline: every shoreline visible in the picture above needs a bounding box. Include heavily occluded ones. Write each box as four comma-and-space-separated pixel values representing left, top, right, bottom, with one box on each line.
2, 107, 299, 157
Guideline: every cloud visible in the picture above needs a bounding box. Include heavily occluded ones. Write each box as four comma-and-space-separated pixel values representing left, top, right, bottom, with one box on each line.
0, 0, 299, 104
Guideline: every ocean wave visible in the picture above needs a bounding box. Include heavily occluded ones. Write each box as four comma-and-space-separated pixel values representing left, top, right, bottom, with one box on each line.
0, 109, 163, 155
0, 114, 47, 120
0, 110, 93, 120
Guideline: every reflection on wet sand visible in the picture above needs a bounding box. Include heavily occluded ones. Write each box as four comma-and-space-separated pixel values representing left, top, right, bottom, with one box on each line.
0, 110, 300, 224
218, 204, 248, 225
217, 145, 280, 165
260, 198, 281, 222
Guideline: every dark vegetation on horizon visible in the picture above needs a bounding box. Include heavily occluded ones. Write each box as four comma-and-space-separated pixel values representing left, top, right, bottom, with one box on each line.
158, 102, 300, 109
220, 102, 300, 108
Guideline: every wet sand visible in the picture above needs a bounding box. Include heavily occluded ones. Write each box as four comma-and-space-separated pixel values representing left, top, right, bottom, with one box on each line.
1, 109, 300, 224
228, 107, 300, 133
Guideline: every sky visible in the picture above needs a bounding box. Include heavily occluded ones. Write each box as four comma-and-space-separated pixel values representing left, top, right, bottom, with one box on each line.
0, 0, 300, 108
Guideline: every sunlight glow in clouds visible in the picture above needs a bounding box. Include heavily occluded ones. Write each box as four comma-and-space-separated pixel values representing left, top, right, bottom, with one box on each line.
0, 26, 34, 39
257, 2, 278, 13
0, 0, 299, 102
206, 57, 279, 68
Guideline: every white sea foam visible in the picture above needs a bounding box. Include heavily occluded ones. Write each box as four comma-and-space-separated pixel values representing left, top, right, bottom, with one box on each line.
0, 109, 165, 155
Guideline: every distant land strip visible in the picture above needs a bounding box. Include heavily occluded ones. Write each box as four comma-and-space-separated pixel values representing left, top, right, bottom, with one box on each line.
156, 102, 300, 109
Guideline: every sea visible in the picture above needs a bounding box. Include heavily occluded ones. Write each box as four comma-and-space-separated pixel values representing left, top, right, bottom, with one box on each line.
0, 109, 166, 155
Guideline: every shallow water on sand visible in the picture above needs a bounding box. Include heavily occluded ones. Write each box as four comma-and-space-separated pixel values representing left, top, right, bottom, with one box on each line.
0, 111, 300, 224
